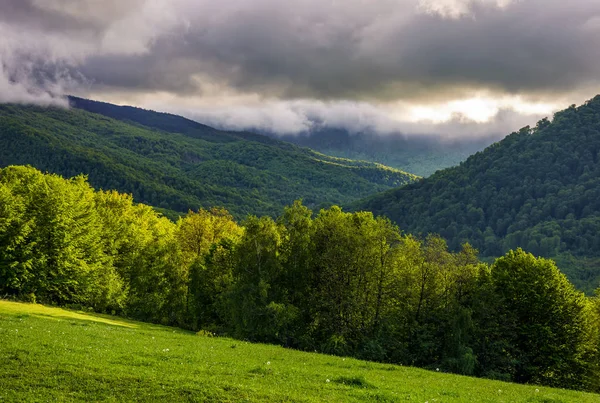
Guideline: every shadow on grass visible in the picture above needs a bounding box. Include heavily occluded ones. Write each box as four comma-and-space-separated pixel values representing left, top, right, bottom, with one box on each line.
333, 375, 376, 389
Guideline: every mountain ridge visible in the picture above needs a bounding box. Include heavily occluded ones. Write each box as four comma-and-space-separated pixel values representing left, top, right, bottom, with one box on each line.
0, 99, 417, 219
353, 95, 600, 292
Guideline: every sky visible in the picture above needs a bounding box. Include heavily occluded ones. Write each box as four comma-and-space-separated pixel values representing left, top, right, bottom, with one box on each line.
1, 0, 600, 139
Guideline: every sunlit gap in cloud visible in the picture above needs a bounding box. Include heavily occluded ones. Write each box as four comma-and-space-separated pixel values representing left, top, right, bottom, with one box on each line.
418, 0, 516, 19
407, 96, 558, 124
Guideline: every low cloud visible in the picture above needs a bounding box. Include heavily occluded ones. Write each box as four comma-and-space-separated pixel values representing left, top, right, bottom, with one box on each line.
153, 98, 545, 141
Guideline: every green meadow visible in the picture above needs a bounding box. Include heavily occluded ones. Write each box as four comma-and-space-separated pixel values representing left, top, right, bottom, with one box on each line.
0, 300, 597, 402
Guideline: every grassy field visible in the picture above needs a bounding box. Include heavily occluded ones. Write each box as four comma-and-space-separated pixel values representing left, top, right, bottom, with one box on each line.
0, 300, 597, 402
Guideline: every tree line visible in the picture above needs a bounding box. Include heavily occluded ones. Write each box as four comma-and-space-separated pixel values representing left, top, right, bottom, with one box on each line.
1, 166, 599, 392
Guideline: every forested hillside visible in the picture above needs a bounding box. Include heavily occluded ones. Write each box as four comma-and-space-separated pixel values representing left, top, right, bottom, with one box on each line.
68, 97, 486, 177
274, 128, 493, 177
355, 96, 600, 291
0, 100, 416, 219
0, 166, 599, 392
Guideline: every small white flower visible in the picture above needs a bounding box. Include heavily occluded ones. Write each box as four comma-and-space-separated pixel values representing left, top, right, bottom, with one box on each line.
436, 368, 439, 372
326, 379, 330, 383
535, 389, 539, 393
266, 361, 270, 365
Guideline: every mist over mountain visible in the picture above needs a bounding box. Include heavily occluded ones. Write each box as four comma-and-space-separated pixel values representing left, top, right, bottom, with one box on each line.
270, 127, 497, 177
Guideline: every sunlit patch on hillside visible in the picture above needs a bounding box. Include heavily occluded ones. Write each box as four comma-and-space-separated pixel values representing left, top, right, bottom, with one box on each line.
0, 300, 137, 329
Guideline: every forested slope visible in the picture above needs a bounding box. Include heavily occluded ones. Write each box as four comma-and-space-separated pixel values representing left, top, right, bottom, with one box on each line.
0, 101, 416, 218
355, 96, 600, 291
70, 95, 489, 178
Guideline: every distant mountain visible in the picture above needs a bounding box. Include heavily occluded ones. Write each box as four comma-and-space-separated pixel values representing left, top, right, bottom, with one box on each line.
353, 96, 600, 292
68, 96, 284, 146
0, 98, 417, 219
271, 128, 495, 177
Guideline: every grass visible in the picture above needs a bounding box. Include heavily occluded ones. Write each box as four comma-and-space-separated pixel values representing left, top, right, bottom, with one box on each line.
0, 300, 598, 402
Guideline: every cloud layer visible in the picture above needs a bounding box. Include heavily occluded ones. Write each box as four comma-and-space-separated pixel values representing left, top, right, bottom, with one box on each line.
1, 0, 599, 135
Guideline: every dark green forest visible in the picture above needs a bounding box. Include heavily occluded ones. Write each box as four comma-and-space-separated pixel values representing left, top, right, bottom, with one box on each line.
1, 166, 599, 392
0, 101, 416, 220
355, 96, 600, 292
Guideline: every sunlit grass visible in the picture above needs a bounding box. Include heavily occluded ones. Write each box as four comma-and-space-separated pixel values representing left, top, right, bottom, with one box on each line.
0, 300, 138, 328
1, 300, 597, 402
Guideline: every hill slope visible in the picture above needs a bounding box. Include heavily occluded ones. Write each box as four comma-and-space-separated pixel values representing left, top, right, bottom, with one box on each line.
1, 300, 597, 402
354, 97, 600, 291
0, 100, 416, 218
69, 97, 489, 177
273, 128, 495, 177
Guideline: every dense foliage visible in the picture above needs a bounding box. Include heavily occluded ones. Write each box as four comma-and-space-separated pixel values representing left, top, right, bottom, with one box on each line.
355, 96, 600, 292
1, 166, 599, 392
275, 128, 493, 177
0, 101, 416, 219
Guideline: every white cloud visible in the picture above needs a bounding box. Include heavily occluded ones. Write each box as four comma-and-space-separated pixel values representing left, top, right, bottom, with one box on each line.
418, 0, 516, 18
131, 94, 547, 140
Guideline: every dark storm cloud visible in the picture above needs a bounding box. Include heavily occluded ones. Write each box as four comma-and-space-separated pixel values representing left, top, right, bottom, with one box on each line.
0, 0, 166, 104
52, 0, 600, 101
383, 1, 600, 98
77, 54, 204, 95
0, 0, 88, 32
0, 0, 598, 135
0, 0, 146, 30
